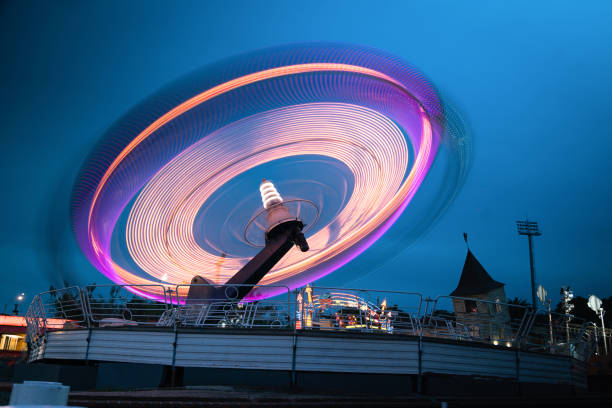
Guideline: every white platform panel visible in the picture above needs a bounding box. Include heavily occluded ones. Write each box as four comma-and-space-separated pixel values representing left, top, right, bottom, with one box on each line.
33, 328, 583, 387
175, 333, 293, 370
295, 335, 419, 374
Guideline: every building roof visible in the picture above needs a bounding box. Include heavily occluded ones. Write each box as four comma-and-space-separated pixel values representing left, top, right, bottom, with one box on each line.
450, 249, 504, 297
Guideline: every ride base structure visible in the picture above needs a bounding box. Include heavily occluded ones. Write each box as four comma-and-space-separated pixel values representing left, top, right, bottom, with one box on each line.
24, 283, 595, 394
23, 182, 595, 394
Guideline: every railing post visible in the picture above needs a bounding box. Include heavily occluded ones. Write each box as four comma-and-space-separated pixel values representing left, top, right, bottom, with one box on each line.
163, 286, 169, 311
175, 285, 182, 315
516, 309, 535, 347
289, 287, 298, 389
417, 333, 423, 393
171, 324, 178, 386
568, 356, 573, 388
85, 326, 92, 361
79, 287, 91, 329
417, 297, 426, 394
291, 327, 298, 389
515, 349, 522, 396
37, 296, 48, 337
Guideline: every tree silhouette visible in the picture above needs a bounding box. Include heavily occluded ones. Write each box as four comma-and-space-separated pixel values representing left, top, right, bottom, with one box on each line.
508, 297, 529, 307
507, 297, 530, 323
554, 295, 611, 326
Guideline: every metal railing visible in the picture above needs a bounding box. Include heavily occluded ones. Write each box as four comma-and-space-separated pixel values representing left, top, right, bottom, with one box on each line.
161, 284, 293, 329
24, 284, 599, 361
295, 286, 422, 335
424, 295, 599, 359
424, 295, 534, 346
84, 284, 169, 327
589, 325, 612, 356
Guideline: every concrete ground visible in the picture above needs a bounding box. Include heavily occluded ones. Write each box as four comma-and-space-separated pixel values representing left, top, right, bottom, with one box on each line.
58, 386, 612, 407
4, 382, 612, 407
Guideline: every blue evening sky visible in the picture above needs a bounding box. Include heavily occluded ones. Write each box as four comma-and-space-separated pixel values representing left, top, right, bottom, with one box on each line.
1, 1, 611, 311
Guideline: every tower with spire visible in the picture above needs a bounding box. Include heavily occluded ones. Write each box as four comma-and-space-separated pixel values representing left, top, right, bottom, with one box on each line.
450, 235, 511, 341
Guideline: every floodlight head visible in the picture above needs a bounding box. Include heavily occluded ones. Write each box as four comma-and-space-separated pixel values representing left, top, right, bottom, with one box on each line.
537, 285, 547, 304
588, 295, 603, 313
516, 220, 541, 236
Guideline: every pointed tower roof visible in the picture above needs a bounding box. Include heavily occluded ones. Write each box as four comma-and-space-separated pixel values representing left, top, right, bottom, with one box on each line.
450, 249, 504, 297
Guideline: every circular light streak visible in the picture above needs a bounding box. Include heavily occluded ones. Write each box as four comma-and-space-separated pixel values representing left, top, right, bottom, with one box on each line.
71, 44, 449, 300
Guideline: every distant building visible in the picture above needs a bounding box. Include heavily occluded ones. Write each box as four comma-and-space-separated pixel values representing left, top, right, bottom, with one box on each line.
450, 249, 511, 342
1, 315, 71, 369
0, 315, 27, 365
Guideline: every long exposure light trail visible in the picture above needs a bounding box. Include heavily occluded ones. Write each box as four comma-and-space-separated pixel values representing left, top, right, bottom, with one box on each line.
87, 63, 406, 240
71, 44, 449, 300
125, 103, 412, 288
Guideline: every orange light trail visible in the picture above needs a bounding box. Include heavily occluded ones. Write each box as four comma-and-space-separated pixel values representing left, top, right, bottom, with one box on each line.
88, 63, 403, 247
72, 45, 446, 300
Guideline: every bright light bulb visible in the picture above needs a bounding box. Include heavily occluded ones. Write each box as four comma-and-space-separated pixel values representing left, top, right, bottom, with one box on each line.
259, 179, 282, 209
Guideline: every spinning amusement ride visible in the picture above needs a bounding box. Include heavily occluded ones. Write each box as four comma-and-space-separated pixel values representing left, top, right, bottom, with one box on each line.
23, 45, 592, 393
70, 43, 461, 301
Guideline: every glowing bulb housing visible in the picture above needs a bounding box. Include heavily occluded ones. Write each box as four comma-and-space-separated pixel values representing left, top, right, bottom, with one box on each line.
259, 179, 295, 233
260, 179, 282, 209
255, 179, 308, 252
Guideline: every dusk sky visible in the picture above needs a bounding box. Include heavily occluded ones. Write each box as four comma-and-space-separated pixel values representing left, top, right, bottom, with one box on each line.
1, 1, 612, 312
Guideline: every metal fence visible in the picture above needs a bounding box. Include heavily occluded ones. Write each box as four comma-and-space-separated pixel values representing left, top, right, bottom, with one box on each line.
84, 284, 169, 327
163, 284, 293, 329
25, 286, 89, 357
570, 322, 609, 359
591, 325, 612, 356
424, 295, 599, 359
425, 295, 533, 346
295, 286, 422, 335
24, 284, 600, 361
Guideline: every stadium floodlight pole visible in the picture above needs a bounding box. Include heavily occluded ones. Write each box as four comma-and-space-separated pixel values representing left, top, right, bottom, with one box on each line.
516, 219, 541, 310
